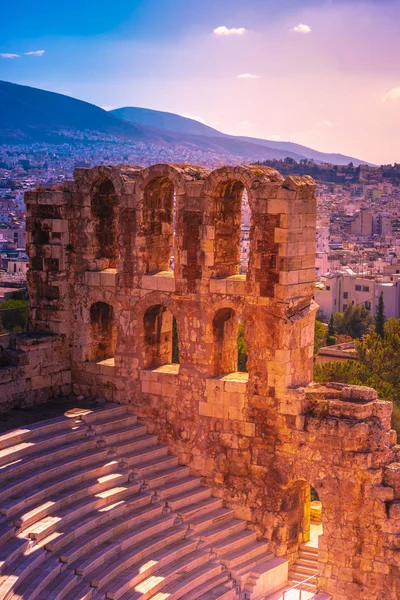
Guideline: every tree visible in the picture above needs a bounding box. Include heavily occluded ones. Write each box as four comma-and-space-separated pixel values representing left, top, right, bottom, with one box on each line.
375, 292, 386, 338
314, 320, 327, 354
237, 323, 247, 372
326, 314, 336, 346
314, 317, 400, 435
333, 303, 372, 339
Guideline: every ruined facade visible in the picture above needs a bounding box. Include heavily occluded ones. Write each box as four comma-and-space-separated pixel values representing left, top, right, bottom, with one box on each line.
0, 163, 399, 599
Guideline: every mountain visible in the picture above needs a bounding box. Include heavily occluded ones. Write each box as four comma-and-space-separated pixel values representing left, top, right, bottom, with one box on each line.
112, 106, 369, 166
0, 80, 153, 143
111, 107, 223, 138
0, 80, 370, 166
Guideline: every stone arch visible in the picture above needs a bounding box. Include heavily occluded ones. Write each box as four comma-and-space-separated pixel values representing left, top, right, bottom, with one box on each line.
89, 301, 117, 361
212, 307, 239, 376
133, 292, 182, 369
202, 166, 281, 279
135, 164, 209, 277
90, 178, 119, 266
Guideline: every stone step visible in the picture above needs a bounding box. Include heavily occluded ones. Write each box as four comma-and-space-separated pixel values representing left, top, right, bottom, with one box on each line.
199, 517, 246, 545
183, 573, 234, 600
0, 444, 119, 507
0, 536, 29, 575
0, 454, 121, 518
166, 487, 212, 511
80, 404, 130, 425
131, 453, 178, 476
212, 529, 256, 556
196, 578, 237, 600
144, 561, 223, 600
73, 514, 177, 577
0, 425, 87, 469
22, 480, 141, 543
154, 474, 200, 498
91, 529, 193, 594
228, 551, 275, 584
98, 423, 148, 446
0, 544, 46, 599
8, 555, 63, 600
297, 557, 319, 569
112, 434, 159, 460
63, 579, 95, 600
145, 465, 191, 489
0, 415, 82, 452
300, 543, 318, 555
290, 564, 318, 577
44, 492, 152, 555
42, 569, 81, 600
221, 540, 272, 569
14, 470, 133, 528
0, 522, 15, 546
57, 497, 159, 563
188, 507, 235, 532
124, 548, 210, 600
178, 497, 224, 520
91, 413, 138, 435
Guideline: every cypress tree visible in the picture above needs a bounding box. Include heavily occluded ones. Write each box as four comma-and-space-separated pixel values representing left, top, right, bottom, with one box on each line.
375, 292, 385, 338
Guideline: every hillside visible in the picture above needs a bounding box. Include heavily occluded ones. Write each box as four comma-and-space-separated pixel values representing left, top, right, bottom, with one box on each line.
0, 81, 370, 166
0, 80, 152, 143
112, 106, 369, 166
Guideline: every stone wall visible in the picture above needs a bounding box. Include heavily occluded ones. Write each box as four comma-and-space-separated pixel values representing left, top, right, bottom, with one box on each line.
0, 163, 399, 598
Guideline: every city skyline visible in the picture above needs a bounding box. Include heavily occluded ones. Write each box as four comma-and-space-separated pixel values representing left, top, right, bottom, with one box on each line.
1, 0, 400, 164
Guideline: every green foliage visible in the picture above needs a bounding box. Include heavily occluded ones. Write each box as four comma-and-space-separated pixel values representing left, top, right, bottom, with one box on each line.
314, 320, 327, 355
333, 303, 372, 339
328, 314, 335, 337
0, 299, 28, 333
314, 317, 400, 435
375, 292, 386, 338
237, 322, 247, 373
326, 335, 336, 346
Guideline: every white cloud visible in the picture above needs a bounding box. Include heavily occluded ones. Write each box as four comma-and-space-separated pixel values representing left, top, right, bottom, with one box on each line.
24, 50, 45, 56
382, 87, 400, 102
0, 53, 19, 59
237, 73, 261, 79
316, 120, 333, 128
291, 23, 312, 34
213, 26, 246, 36
182, 113, 206, 124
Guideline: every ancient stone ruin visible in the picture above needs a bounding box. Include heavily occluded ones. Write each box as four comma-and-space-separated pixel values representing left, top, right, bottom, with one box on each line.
0, 164, 399, 599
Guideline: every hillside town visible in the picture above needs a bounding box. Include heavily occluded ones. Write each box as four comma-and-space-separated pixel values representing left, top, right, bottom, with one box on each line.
2, 146, 400, 321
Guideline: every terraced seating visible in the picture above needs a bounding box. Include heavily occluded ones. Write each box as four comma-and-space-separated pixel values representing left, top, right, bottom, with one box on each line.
0, 402, 283, 600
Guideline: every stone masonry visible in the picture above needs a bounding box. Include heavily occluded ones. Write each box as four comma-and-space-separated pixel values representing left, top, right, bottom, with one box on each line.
0, 163, 399, 599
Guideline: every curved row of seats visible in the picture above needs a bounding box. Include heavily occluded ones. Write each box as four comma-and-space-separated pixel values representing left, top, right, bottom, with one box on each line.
0, 403, 275, 600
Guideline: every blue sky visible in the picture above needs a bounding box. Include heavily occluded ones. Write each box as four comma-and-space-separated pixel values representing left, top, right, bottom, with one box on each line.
1, 0, 400, 163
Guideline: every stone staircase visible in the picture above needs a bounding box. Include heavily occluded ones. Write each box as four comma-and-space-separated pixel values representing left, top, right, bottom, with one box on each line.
287, 541, 318, 595
0, 403, 282, 600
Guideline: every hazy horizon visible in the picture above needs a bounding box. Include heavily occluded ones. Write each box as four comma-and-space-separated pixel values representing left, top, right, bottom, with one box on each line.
1, 0, 399, 164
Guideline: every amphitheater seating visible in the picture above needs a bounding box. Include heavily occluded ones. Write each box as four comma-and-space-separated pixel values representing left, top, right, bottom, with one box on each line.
0, 403, 283, 600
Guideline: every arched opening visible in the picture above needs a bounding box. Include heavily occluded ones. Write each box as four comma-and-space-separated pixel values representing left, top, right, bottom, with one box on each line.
143, 177, 174, 274
89, 302, 116, 361
212, 180, 250, 278
91, 179, 119, 266
213, 308, 239, 376
143, 305, 179, 369
282, 481, 323, 595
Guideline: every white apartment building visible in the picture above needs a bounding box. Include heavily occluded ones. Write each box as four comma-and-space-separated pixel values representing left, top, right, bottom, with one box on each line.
315, 272, 400, 319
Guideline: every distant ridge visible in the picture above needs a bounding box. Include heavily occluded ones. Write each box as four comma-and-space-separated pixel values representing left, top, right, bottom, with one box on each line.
111, 106, 371, 166
0, 80, 370, 166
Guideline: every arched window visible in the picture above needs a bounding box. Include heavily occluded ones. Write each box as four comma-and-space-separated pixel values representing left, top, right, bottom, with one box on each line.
143, 178, 174, 274
143, 305, 179, 369
91, 179, 119, 266
213, 181, 250, 278
213, 308, 239, 376
90, 302, 116, 361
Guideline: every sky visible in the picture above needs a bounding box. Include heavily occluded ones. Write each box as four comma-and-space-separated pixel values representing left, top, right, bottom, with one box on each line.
1, 0, 400, 164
